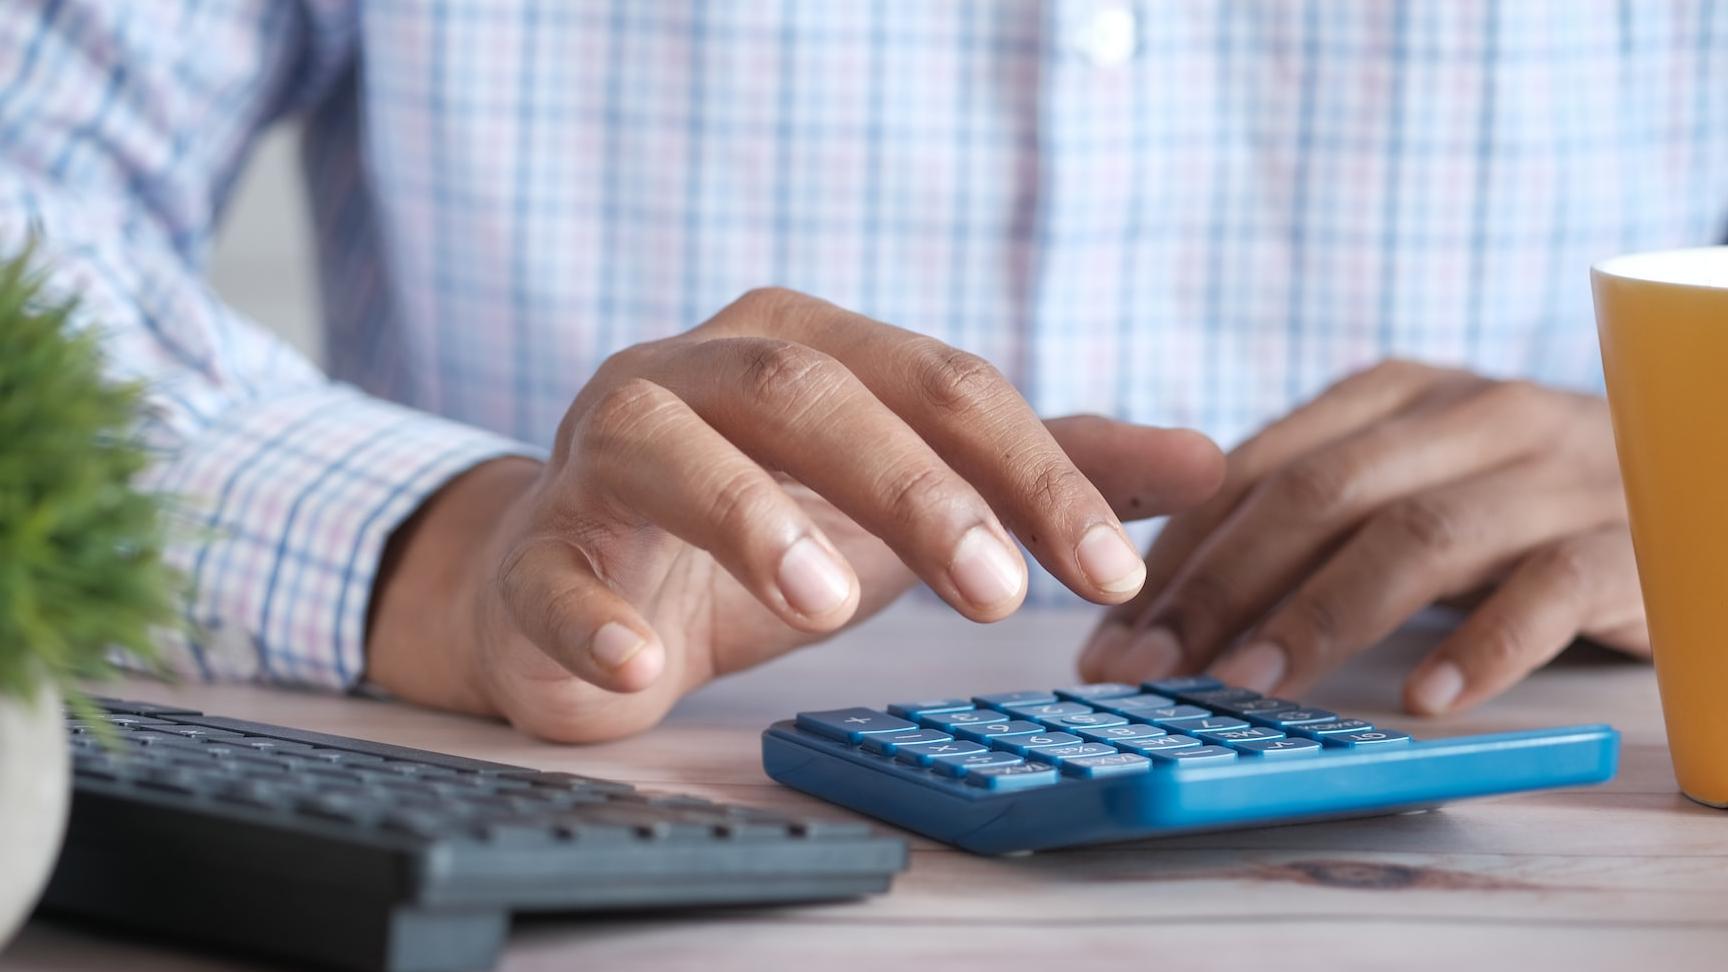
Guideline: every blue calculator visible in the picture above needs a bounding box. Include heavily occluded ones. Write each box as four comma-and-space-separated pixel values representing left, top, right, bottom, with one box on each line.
762, 676, 1618, 854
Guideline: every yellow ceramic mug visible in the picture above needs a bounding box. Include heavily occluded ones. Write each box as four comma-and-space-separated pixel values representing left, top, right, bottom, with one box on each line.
1593, 246, 1728, 808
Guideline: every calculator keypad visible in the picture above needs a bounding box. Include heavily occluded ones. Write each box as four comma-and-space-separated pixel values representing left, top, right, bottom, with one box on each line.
796, 682, 1413, 791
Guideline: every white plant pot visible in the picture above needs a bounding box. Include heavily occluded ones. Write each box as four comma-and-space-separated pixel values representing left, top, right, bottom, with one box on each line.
0, 683, 68, 948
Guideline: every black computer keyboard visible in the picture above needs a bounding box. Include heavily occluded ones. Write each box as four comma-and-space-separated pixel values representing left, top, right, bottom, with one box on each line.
44, 697, 906, 972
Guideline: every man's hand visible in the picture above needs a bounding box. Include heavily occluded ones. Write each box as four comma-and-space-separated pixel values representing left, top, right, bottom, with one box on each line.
367, 288, 1225, 741
1080, 360, 1648, 715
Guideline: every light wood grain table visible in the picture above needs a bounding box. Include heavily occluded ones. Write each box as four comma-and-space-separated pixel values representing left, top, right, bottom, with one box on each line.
7, 605, 1724, 971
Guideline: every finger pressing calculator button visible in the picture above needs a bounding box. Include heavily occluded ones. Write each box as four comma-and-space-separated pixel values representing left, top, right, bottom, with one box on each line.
795, 708, 917, 743
1231, 736, 1323, 758
1092, 693, 1177, 716
1060, 752, 1152, 778
953, 719, 1047, 743
1324, 729, 1412, 748
1075, 723, 1167, 744
990, 731, 1085, 755
1144, 675, 1223, 695
1148, 745, 1239, 766
1196, 725, 1284, 744
1026, 742, 1121, 765
1115, 734, 1203, 755
1289, 719, 1375, 738
1042, 712, 1130, 730
859, 729, 954, 755
973, 690, 1057, 708
918, 709, 1012, 731
962, 761, 1061, 791
895, 740, 990, 766
886, 698, 977, 719
1053, 683, 1142, 701
1001, 701, 1094, 720
1253, 708, 1339, 727
930, 750, 1024, 778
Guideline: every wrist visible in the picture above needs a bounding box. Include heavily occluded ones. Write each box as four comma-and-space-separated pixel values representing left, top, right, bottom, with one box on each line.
365, 456, 543, 713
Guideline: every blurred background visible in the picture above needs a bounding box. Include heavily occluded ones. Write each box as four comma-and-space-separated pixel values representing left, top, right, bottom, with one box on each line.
208, 125, 319, 363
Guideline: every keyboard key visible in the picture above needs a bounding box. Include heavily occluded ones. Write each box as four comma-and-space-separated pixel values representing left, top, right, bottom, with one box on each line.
1195, 725, 1285, 744
858, 729, 954, 755
1225, 697, 1304, 715
1026, 743, 1121, 765
1144, 675, 1223, 695
1075, 723, 1167, 744
990, 731, 1085, 756
1324, 729, 1412, 748
1060, 752, 1153, 778
973, 690, 1057, 708
1147, 745, 1239, 766
1290, 719, 1376, 738
1115, 734, 1203, 755
1253, 708, 1339, 727
1162, 715, 1250, 734
962, 761, 1061, 791
1000, 701, 1093, 720
1141, 705, 1213, 726
952, 719, 1046, 743
918, 709, 1012, 732
1185, 688, 1262, 705
1232, 737, 1323, 758
795, 708, 917, 743
894, 739, 989, 766
1053, 683, 1142, 701
152, 726, 246, 741
930, 751, 1023, 778
1092, 693, 1177, 715
1041, 712, 1130, 730
885, 698, 976, 719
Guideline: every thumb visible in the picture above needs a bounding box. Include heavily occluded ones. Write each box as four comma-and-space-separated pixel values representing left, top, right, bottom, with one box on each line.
1045, 415, 1225, 521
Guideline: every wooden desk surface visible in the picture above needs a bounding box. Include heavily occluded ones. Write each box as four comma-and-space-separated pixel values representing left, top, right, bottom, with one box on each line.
8, 606, 1725, 971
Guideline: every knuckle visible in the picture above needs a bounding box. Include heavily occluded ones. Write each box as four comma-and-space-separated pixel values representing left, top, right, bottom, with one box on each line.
1478, 378, 1548, 418
1264, 458, 1354, 521
1529, 541, 1596, 596
1282, 592, 1345, 656
1472, 619, 1532, 671
702, 469, 781, 540
877, 463, 964, 528
1023, 459, 1093, 515
911, 341, 1007, 414
581, 378, 673, 452
740, 340, 840, 411
728, 285, 803, 324
1376, 494, 1465, 554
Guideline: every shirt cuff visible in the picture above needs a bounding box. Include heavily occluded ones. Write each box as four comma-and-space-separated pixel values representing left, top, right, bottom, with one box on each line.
145, 384, 542, 688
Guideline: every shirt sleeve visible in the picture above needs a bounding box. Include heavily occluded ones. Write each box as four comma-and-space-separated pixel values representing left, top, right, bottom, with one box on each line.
0, 1, 539, 687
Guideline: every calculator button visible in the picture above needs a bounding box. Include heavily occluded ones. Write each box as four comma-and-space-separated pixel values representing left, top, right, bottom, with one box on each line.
930, 751, 1023, 777
1001, 701, 1093, 720
858, 729, 953, 755
1223, 697, 1304, 715
963, 761, 1061, 791
1144, 675, 1224, 695
953, 719, 1046, 743
990, 731, 1085, 755
1026, 742, 1121, 765
918, 709, 1012, 731
973, 690, 1057, 708
1053, 683, 1142, 701
1185, 687, 1262, 705
1115, 734, 1203, 755
1195, 725, 1285, 745
1253, 708, 1339, 727
1075, 723, 1167, 744
1162, 715, 1250, 734
1092, 693, 1177, 715
1042, 712, 1130, 730
795, 708, 918, 743
1324, 729, 1412, 748
886, 698, 976, 719
1290, 719, 1376, 738
1231, 736, 1323, 757
1148, 744, 1239, 766
1142, 705, 1213, 726
1060, 752, 1153, 778
895, 739, 990, 766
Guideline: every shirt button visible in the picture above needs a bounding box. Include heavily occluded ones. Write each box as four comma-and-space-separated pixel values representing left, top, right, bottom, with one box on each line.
1073, 4, 1138, 68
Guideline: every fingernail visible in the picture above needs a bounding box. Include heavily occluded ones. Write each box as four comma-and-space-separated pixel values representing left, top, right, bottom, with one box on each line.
1410, 659, 1465, 714
591, 621, 647, 670
1212, 640, 1287, 693
1129, 626, 1184, 678
777, 536, 852, 617
949, 526, 1025, 610
1076, 524, 1146, 595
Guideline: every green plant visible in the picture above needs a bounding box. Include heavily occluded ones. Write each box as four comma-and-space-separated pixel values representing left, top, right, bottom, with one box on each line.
0, 248, 178, 708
